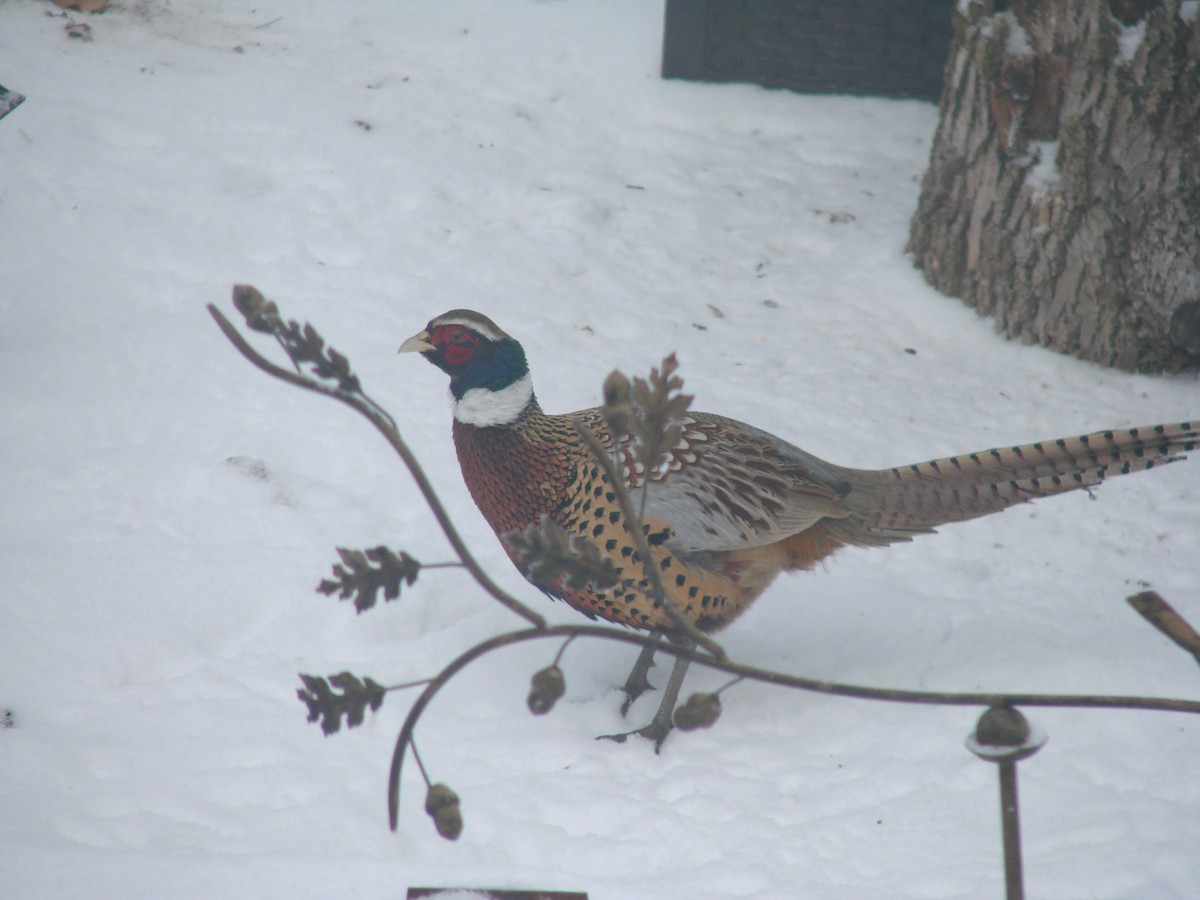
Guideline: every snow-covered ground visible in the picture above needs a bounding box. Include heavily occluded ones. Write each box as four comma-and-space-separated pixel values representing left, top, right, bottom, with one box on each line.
2, 2, 1198, 897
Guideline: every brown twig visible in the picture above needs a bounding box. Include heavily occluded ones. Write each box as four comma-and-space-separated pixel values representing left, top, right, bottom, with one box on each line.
387, 622, 1200, 829
207, 301, 547, 629
1127, 591, 1200, 668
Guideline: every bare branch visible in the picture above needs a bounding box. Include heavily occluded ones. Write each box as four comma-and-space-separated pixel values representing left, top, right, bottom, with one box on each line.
1127, 591, 1200, 668
387, 623, 1200, 831
208, 294, 547, 629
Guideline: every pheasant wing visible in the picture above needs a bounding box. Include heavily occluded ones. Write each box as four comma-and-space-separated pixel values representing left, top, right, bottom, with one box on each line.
578, 410, 857, 554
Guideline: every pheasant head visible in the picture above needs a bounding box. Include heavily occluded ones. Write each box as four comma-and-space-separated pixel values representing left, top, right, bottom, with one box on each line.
399, 310, 536, 427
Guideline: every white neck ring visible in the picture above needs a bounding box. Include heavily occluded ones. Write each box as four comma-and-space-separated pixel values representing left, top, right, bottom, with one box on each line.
452, 374, 533, 427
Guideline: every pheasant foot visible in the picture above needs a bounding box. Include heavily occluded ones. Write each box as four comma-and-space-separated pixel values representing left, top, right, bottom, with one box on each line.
600, 651, 692, 753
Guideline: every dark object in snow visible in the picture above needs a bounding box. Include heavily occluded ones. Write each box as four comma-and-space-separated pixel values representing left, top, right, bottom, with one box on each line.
0, 84, 25, 121
661, 0, 952, 101
63, 19, 93, 41
408, 890, 588, 900
52, 0, 110, 10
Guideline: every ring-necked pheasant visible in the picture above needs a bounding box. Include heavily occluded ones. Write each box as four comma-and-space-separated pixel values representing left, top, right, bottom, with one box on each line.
400, 310, 1196, 747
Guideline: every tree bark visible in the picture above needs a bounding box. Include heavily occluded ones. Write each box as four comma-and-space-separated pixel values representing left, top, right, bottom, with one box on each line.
907, 0, 1200, 372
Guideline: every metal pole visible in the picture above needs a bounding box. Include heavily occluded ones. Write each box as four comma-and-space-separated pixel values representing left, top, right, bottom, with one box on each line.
997, 760, 1023, 900
967, 706, 1046, 900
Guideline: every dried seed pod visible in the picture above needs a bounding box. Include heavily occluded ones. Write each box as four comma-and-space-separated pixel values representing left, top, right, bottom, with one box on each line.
673, 692, 722, 731
425, 783, 462, 841
601, 369, 634, 441
433, 804, 463, 841
231, 284, 281, 333
527, 665, 566, 715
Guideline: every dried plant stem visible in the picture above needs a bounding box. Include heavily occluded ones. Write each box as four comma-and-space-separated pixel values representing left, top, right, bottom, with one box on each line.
208, 303, 546, 629
551, 635, 576, 667
387, 622, 1200, 829
410, 739, 433, 788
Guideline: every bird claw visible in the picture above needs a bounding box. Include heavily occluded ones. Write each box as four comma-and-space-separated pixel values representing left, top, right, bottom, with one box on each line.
596, 718, 673, 753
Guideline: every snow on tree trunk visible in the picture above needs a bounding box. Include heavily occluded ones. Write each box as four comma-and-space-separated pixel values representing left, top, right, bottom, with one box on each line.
907, 0, 1200, 372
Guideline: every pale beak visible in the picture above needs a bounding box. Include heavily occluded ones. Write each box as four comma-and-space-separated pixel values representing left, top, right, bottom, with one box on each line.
398, 330, 435, 354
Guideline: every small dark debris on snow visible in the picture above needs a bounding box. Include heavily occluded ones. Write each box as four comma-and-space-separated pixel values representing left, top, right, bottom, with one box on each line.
354, 120, 372, 132
904, 347, 918, 355
224, 456, 270, 481
52, 0, 109, 11
0, 85, 24, 121
407, 890, 587, 899
64, 18, 93, 41
812, 208, 856, 224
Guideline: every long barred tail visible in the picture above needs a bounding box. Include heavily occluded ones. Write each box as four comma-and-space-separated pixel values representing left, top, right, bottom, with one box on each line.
839, 421, 1197, 544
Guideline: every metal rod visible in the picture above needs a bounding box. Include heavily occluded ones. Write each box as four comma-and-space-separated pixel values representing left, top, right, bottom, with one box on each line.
997, 760, 1024, 900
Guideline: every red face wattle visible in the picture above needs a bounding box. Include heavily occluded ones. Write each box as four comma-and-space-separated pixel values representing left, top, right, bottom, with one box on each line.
410, 313, 529, 397
430, 324, 480, 367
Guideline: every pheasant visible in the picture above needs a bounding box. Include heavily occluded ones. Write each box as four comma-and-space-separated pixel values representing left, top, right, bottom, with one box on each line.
400, 310, 1196, 747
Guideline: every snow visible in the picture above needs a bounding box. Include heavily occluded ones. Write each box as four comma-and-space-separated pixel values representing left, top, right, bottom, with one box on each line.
1004, 19, 1033, 58
1115, 18, 1147, 66
2, 1, 1198, 898
1022, 140, 1061, 201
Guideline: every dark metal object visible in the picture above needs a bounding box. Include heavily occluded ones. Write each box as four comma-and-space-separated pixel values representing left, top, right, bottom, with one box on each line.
1128, 590, 1200, 668
662, 0, 953, 101
967, 707, 1048, 900
408, 891, 587, 899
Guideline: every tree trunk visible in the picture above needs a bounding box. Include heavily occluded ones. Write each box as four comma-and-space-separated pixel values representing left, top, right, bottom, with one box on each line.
907, 0, 1200, 372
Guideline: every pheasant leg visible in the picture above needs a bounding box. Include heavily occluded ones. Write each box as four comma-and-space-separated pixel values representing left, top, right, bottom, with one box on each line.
619, 639, 660, 715
600, 647, 692, 752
